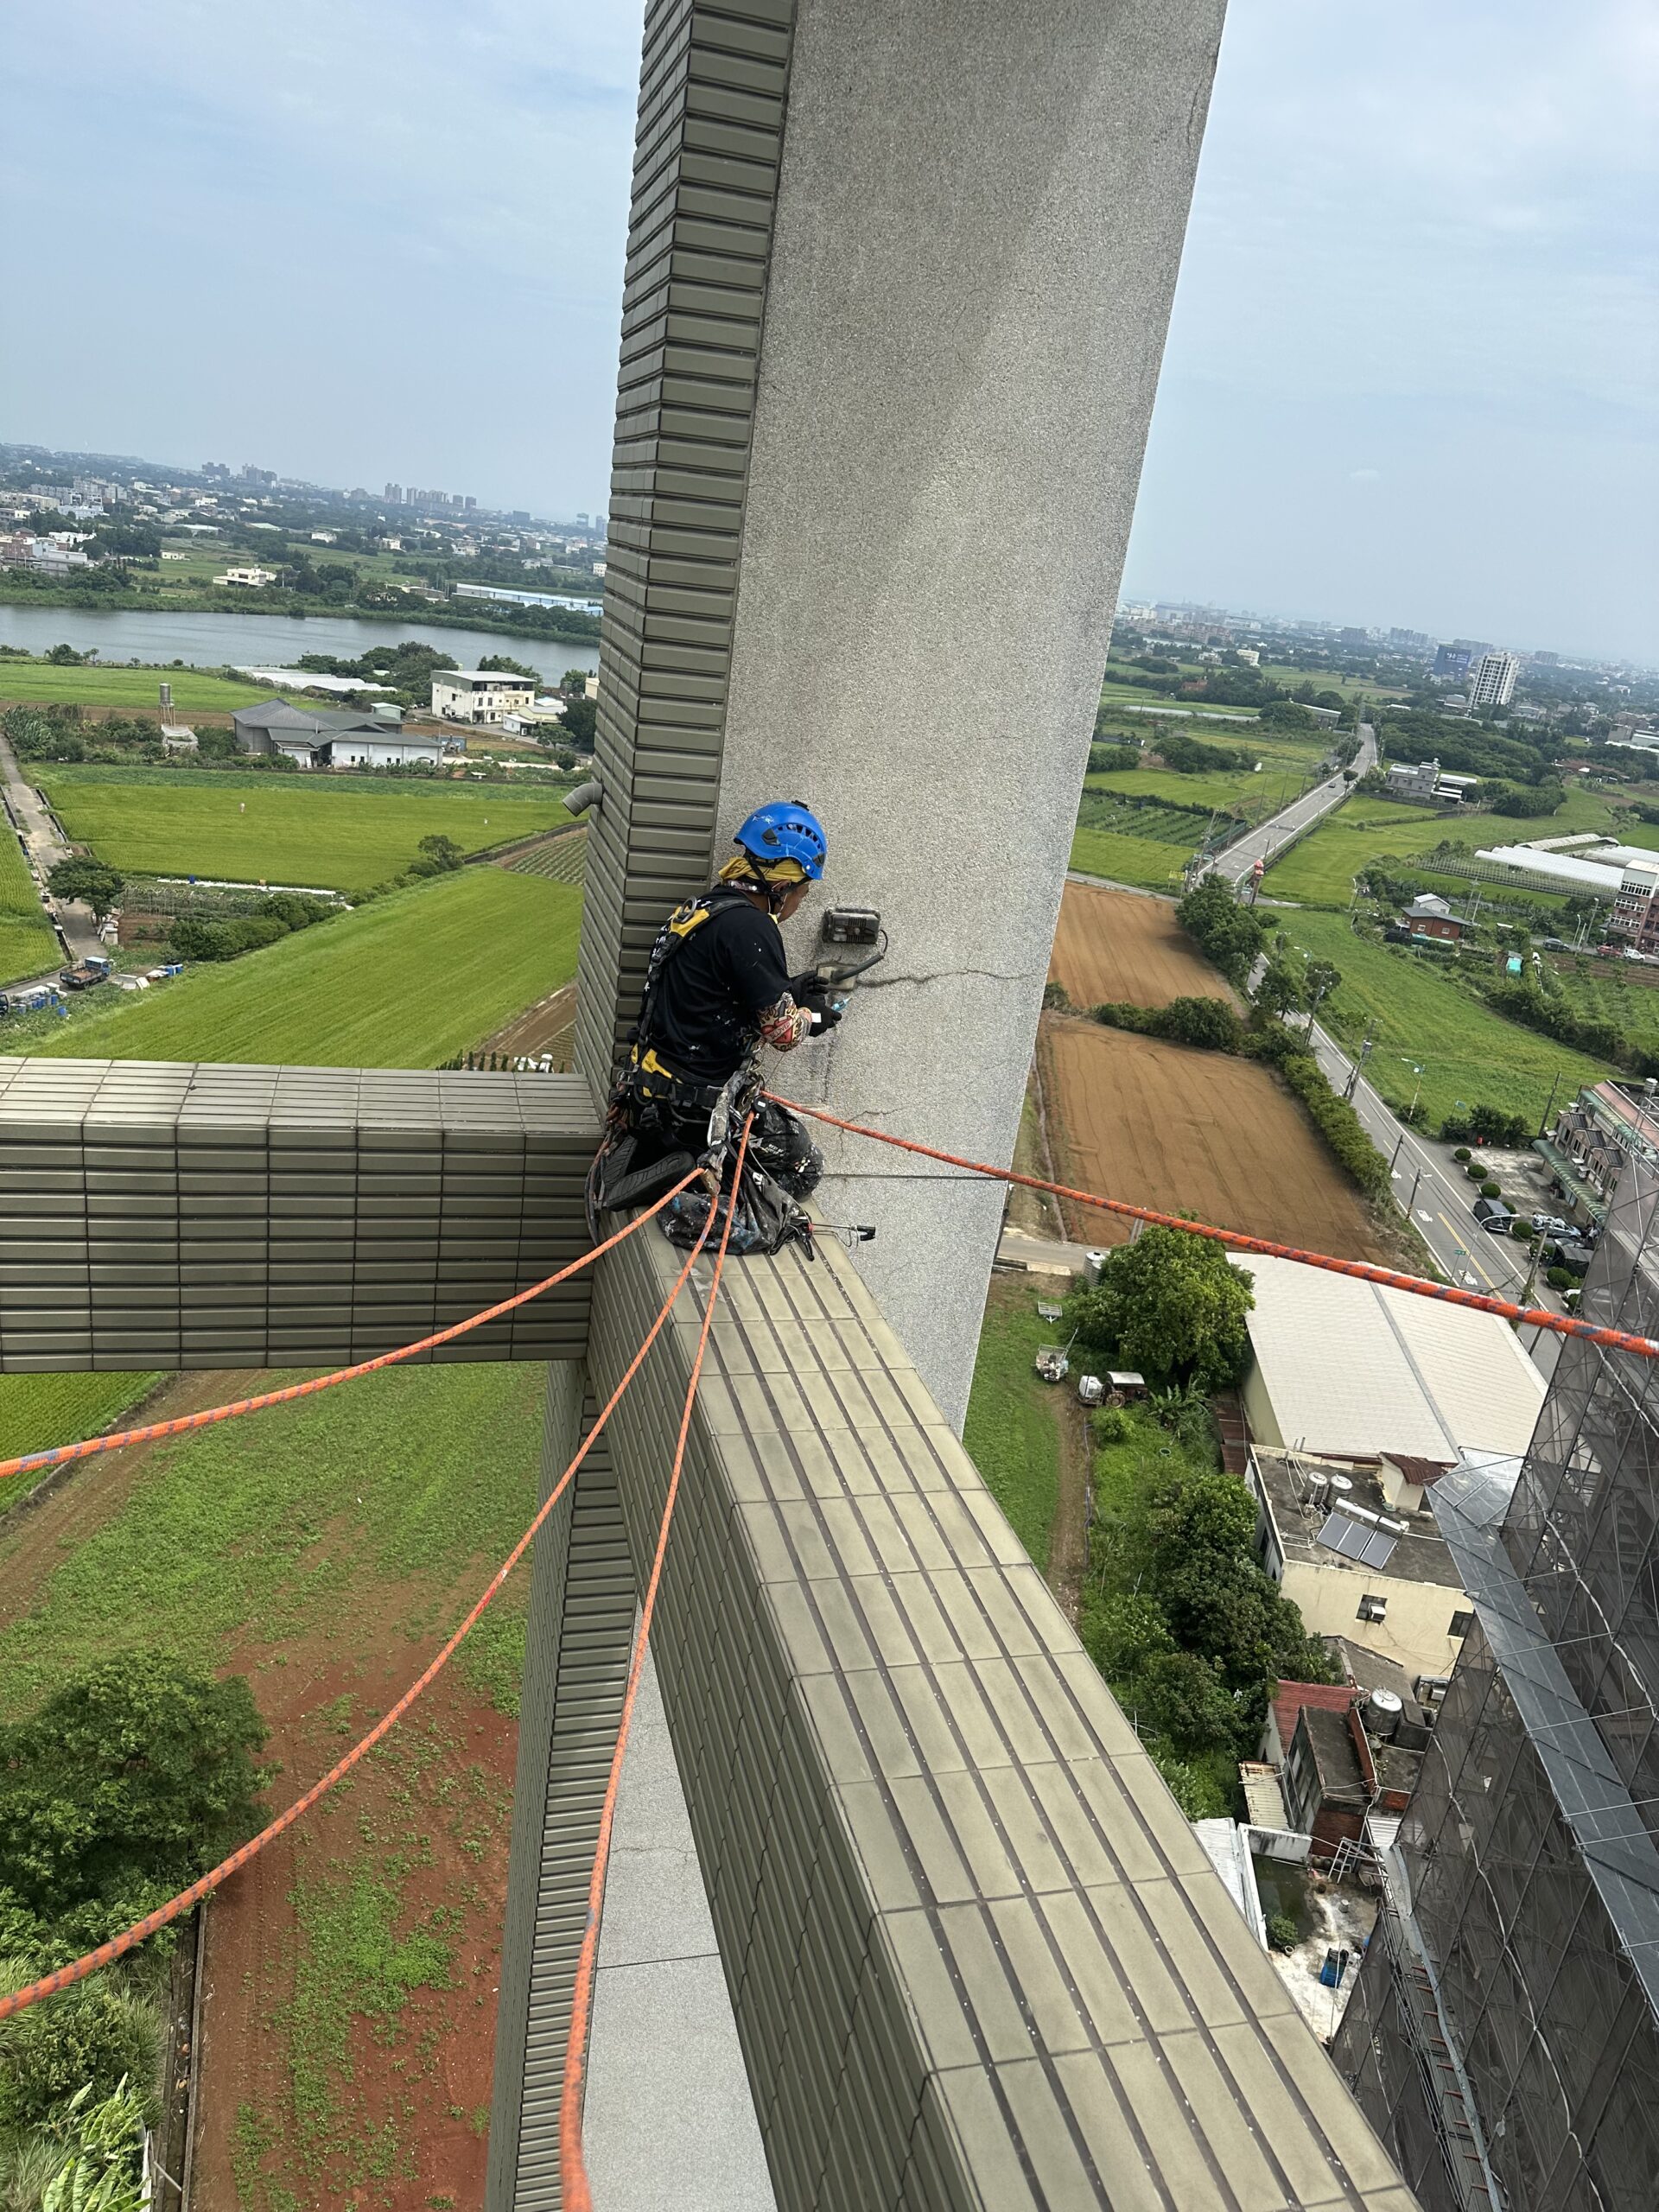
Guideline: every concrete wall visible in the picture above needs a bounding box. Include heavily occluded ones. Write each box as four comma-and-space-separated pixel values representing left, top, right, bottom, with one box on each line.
1281, 1560, 1471, 1687
712, 0, 1226, 1423
575, 0, 1226, 1426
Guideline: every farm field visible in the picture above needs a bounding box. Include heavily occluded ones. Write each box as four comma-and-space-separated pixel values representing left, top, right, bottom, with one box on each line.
0, 818, 58, 983
1270, 909, 1610, 1128
1050, 881, 1234, 1009
0, 1371, 157, 1488
39, 766, 572, 887
1265, 786, 1630, 908
0, 659, 324, 712
1548, 956, 1659, 1055
1086, 766, 1275, 814
1096, 680, 1258, 719
23, 866, 583, 1067
1039, 1017, 1389, 1261
1069, 824, 1198, 892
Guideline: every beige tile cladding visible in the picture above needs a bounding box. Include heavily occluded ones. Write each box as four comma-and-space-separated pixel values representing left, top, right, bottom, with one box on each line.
582, 1225, 1416, 2209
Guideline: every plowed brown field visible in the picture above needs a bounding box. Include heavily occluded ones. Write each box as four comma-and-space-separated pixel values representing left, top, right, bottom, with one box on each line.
1039, 1018, 1387, 1262
1049, 881, 1234, 1008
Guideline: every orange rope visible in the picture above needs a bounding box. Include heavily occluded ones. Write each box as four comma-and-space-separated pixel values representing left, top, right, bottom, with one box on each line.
0, 1166, 702, 1488
770, 1092, 1659, 1361
560, 1115, 753, 2209
0, 1202, 714, 2025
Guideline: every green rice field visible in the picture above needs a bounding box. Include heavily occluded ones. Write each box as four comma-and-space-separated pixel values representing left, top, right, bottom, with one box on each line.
38, 766, 572, 889
1270, 909, 1609, 1128
0, 1373, 159, 1503
18, 866, 582, 1068
0, 660, 327, 712
0, 819, 58, 984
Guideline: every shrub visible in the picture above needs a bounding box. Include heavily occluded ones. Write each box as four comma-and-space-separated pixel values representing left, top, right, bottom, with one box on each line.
1175, 875, 1267, 987
1275, 1052, 1392, 1201
1042, 980, 1071, 1011
1090, 1405, 1133, 1446
0, 1980, 158, 2131
1147, 1750, 1230, 1821
1510, 1217, 1537, 1241
1452, 1147, 1472, 1162
1465, 1161, 1487, 1181
1091, 995, 1244, 1053
1481, 1180, 1502, 1199
1266, 1912, 1300, 1954
1547, 1267, 1573, 1291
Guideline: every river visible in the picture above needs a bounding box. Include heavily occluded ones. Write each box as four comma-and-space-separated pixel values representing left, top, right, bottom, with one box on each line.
0, 606, 601, 683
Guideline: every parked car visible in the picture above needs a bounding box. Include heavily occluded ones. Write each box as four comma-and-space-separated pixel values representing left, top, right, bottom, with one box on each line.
1530, 1212, 1569, 1236
1555, 1243, 1596, 1277
1474, 1197, 1515, 1232
57, 963, 108, 992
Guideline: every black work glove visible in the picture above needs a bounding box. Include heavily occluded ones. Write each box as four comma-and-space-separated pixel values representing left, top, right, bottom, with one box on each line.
801, 990, 843, 1033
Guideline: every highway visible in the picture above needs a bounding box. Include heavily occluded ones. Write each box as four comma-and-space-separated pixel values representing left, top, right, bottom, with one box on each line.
1211, 723, 1378, 886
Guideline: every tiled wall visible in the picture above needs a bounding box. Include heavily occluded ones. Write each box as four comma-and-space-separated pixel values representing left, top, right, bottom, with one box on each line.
0, 1060, 599, 1370
573, 0, 798, 1093
575, 1225, 1414, 2211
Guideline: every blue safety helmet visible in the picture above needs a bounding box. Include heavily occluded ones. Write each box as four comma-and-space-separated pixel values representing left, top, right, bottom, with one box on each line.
734, 799, 828, 881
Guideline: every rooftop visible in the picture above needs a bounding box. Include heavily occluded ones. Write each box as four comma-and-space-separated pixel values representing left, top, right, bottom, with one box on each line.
1255, 1447, 1471, 1588
1236, 1250, 1546, 1464
435, 669, 537, 689
1299, 1704, 1368, 1804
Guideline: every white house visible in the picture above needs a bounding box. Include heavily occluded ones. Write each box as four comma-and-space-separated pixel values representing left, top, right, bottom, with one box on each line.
431, 670, 539, 725
214, 566, 279, 588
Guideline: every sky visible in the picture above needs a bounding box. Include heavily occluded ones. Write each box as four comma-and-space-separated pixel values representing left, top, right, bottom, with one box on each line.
3, 0, 1654, 661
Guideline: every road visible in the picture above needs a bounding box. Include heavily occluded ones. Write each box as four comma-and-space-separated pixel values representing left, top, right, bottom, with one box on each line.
1211, 724, 1378, 887
1299, 1012, 1564, 1378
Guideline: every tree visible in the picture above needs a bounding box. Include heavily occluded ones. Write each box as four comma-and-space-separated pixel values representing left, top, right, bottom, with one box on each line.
559, 693, 597, 752
1253, 958, 1306, 1019
0, 1655, 267, 1916
410, 834, 464, 877
478, 654, 539, 681
1304, 959, 1342, 1020
1130, 1649, 1242, 1758
47, 859, 124, 922
1065, 1228, 1254, 1393
44, 645, 87, 666
1175, 874, 1267, 986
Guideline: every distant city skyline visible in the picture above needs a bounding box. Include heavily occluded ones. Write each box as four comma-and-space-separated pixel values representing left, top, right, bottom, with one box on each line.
2, 1, 1652, 661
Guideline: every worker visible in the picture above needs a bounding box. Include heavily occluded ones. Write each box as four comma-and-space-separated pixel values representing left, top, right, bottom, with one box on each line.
588, 801, 840, 1241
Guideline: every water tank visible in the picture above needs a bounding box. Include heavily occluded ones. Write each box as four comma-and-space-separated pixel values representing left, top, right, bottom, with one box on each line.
1365, 1688, 1404, 1739
1084, 1249, 1107, 1285
1328, 1472, 1354, 1496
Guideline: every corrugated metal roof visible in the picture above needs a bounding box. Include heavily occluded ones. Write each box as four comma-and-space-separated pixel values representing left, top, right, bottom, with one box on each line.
1236, 1254, 1546, 1462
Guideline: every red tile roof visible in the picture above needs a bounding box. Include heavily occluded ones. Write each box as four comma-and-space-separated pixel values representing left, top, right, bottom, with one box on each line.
1273, 1680, 1359, 1755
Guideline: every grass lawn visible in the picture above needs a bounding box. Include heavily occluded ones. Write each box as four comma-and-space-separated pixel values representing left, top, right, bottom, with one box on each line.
963, 1279, 1065, 1570
1265, 785, 1624, 909
0, 660, 328, 713
17, 866, 583, 1067
0, 1359, 546, 1719
1270, 909, 1610, 1127
1086, 766, 1274, 814
38, 766, 572, 888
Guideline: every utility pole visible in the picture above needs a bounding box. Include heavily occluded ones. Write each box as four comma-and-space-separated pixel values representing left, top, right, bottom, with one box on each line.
1538, 1068, 1561, 1141
1390, 1131, 1406, 1171
1344, 1033, 1374, 1103
1408, 1164, 1423, 1213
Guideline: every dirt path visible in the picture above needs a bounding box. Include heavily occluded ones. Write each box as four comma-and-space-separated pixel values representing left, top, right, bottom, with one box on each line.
480, 976, 576, 1063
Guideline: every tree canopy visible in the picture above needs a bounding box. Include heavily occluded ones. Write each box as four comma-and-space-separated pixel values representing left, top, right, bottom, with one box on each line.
47, 858, 124, 922
1066, 1227, 1254, 1394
